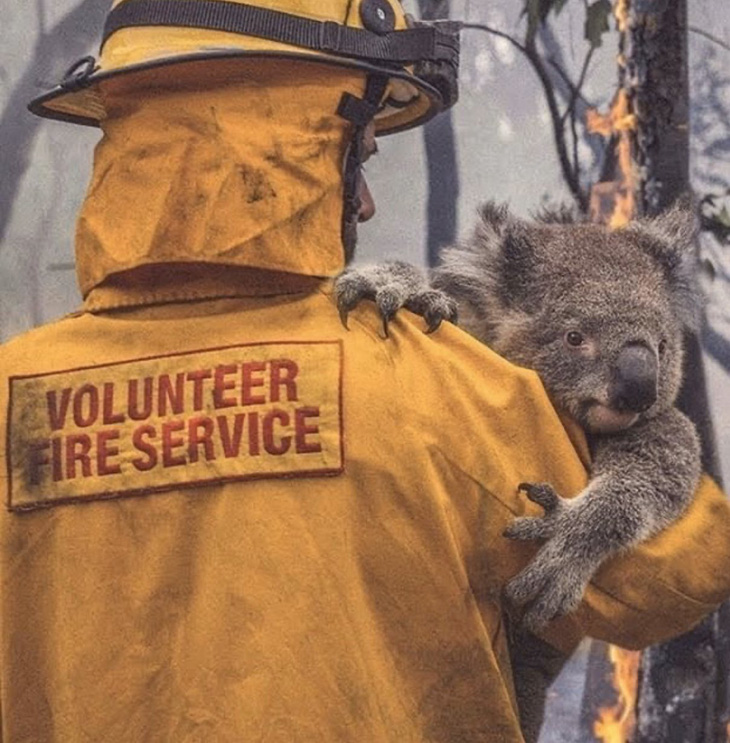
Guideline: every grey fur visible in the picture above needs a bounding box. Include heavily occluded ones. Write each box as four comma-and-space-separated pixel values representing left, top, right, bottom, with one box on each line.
335, 201, 703, 740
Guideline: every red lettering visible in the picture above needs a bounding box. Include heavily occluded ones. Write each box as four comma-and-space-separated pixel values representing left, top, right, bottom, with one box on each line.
46, 388, 72, 431
295, 407, 322, 454
248, 411, 260, 456
52, 437, 63, 482
72, 384, 99, 428
128, 378, 153, 421
97, 429, 122, 476
102, 382, 125, 425
162, 419, 186, 467
188, 416, 216, 463
262, 409, 291, 455
270, 359, 299, 403
27, 439, 50, 486
65, 434, 92, 479
242, 362, 266, 405
132, 425, 158, 472
158, 373, 185, 416
213, 364, 238, 409
218, 414, 245, 458
187, 369, 212, 411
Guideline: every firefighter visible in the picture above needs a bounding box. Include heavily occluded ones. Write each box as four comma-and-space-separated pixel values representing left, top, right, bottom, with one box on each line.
2, 0, 728, 740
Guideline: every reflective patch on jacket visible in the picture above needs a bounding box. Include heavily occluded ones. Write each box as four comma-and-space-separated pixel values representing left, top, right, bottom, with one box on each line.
7, 340, 344, 511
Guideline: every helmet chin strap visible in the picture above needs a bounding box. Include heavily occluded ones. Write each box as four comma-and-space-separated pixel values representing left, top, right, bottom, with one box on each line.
337, 73, 388, 263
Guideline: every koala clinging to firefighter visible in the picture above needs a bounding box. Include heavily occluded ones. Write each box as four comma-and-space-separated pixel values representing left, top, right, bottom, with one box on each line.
336, 201, 702, 630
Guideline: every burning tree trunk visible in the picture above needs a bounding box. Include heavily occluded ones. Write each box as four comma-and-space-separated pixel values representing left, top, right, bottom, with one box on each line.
583, 1, 729, 741
415, 0, 459, 267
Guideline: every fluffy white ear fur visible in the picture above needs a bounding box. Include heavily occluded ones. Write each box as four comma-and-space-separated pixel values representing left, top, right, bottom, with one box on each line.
627, 200, 703, 331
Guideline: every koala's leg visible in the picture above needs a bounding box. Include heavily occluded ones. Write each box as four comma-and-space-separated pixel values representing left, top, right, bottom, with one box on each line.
505, 407, 700, 629
334, 261, 457, 335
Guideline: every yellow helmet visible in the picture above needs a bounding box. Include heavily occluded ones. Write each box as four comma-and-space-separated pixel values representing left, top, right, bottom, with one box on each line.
28, 0, 460, 136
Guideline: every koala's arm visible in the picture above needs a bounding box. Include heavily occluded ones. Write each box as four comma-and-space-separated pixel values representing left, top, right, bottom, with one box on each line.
570, 471, 728, 648
505, 407, 702, 629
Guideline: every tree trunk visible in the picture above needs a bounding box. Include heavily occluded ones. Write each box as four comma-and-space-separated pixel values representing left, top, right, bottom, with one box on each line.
415, 0, 459, 267
625, 1, 729, 740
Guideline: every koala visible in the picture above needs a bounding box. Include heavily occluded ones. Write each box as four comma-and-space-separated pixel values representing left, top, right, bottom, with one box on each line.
335, 200, 703, 740
337, 200, 702, 625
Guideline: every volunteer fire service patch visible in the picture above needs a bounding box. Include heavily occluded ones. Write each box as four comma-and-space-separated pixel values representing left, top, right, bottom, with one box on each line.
7, 341, 344, 511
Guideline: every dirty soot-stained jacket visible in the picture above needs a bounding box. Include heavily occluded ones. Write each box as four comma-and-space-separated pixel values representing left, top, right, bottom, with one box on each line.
2, 75, 730, 743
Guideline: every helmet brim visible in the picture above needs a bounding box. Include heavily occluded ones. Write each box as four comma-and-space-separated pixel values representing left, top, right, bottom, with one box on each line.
28, 50, 444, 136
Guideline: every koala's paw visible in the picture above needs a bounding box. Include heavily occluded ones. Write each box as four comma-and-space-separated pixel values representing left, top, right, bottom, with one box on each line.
404, 289, 458, 334
505, 546, 589, 631
334, 262, 456, 336
503, 483, 568, 542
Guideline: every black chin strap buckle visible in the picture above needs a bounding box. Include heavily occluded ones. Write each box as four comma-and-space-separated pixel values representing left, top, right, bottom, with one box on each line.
60, 56, 97, 91
337, 93, 380, 128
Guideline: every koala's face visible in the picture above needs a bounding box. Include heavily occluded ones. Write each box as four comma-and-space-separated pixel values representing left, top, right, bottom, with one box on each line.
528, 275, 685, 434
466, 206, 702, 435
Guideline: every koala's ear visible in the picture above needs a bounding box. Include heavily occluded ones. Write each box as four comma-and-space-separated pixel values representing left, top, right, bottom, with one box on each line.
436, 201, 537, 315
628, 199, 703, 330
476, 201, 513, 236
474, 202, 538, 310
531, 203, 580, 224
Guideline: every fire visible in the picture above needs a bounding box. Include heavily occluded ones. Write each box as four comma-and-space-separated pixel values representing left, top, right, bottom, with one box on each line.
586, 0, 639, 230
614, 0, 630, 32
587, 88, 638, 229
587, 6, 641, 741
593, 646, 641, 743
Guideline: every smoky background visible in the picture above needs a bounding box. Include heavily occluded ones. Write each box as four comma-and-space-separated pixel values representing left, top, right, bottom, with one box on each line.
1, 1, 729, 741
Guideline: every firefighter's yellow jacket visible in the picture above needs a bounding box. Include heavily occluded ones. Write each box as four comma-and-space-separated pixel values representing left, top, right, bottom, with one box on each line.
2, 71, 730, 742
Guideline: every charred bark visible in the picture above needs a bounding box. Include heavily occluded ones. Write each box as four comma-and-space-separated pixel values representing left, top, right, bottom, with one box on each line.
415, 0, 459, 267
625, 1, 729, 740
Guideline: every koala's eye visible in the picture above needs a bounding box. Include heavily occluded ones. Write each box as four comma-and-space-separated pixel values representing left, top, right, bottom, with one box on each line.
658, 339, 667, 355
565, 331, 585, 347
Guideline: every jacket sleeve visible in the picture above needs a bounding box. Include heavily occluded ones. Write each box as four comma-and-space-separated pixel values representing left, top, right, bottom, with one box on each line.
394, 319, 730, 653
572, 474, 730, 649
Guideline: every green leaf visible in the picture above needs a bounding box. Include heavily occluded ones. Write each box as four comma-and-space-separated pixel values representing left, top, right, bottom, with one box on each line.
585, 0, 612, 48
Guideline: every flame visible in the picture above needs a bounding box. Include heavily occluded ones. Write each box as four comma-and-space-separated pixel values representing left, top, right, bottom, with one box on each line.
593, 646, 641, 743
587, 88, 638, 230
586, 0, 639, 230
614, 0, 630, 32
587, 6, 642, 738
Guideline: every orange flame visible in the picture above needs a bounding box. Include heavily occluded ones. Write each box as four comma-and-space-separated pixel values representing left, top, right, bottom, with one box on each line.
587, 88, 638, 230
614, 0, 631, 32
588, 6, 641, 740
593, 646, 641, 743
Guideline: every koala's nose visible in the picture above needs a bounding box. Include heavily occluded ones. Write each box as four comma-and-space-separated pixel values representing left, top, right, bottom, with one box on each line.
610, 343, 658, 413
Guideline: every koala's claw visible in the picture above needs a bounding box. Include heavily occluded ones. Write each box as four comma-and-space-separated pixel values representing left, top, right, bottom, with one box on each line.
518, 482, 560, 513
505, 483, 567, 543
339, 305, 351, 330
335, 272, 375, 330
406, 289, 459, 335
